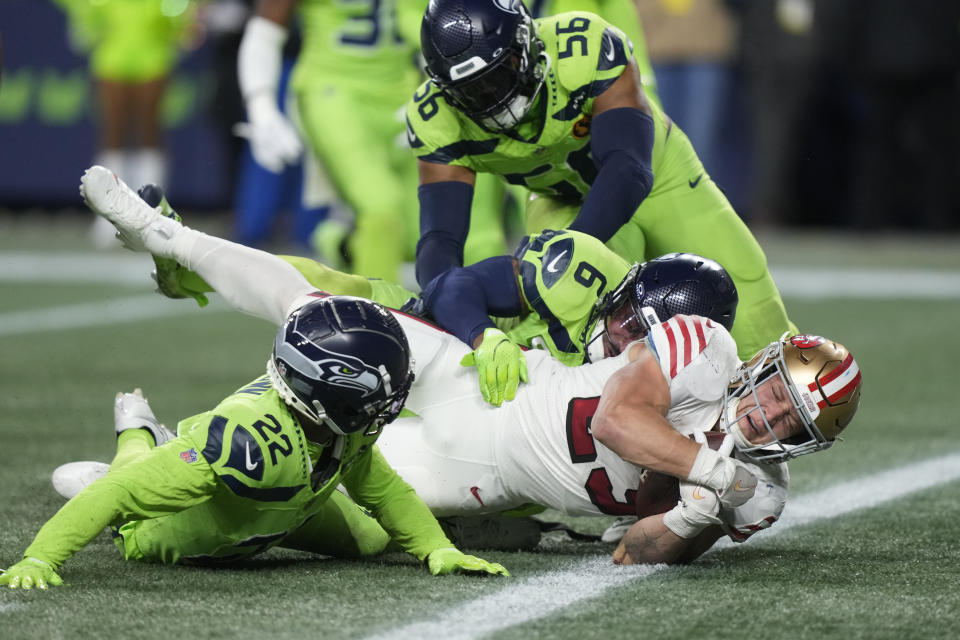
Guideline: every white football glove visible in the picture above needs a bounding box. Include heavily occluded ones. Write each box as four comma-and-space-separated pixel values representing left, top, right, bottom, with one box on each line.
234, 95, 303, 174
686, 434, 758, 510
662, 479, 723, 539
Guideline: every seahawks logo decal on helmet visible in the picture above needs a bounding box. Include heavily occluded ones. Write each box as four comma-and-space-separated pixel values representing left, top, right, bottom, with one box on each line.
493, 0, 521, 13
314, 349, 385, 398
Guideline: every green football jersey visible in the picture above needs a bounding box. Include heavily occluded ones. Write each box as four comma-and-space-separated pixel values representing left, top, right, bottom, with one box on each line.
405, 11, 670, 200
25, 376, 448, 566
291, 0, 426, 99
504, 229, 630, 367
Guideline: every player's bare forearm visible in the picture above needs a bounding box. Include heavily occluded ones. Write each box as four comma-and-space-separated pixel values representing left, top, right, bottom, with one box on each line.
612, 514, 688, 565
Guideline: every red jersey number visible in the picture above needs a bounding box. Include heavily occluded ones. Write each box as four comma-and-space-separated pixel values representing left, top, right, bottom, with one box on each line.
565, 397, 637, 515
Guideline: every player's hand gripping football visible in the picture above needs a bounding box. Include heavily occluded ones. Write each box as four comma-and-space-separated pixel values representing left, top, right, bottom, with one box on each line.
687, 433, 757, 510
426, 547, 510, 577
661, 479, 724, 539
0, 557, 63, 590
460, 328, 529, 406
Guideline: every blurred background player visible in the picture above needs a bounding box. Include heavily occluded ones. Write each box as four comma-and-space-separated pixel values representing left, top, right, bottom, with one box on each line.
235, 0, 510, 284
53, 0, 197, 246
408, 0, 796, 359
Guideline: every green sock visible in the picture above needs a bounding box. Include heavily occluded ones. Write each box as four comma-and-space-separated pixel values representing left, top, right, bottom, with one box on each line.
111, 429, 155, 470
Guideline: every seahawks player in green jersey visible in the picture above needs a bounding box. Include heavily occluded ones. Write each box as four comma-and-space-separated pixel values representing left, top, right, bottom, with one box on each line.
0, 297, 508, 590
407, 0, 797, 362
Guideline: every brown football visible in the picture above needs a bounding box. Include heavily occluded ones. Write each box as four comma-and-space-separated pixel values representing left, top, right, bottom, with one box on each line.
634, 431, 727, 519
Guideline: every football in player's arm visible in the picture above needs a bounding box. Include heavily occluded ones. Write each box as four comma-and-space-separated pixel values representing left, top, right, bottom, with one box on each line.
0, 294, 509, 590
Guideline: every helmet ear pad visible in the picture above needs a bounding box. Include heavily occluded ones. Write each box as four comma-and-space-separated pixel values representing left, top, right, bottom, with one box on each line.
420, 0, 545, 131
269, 297, 414, 437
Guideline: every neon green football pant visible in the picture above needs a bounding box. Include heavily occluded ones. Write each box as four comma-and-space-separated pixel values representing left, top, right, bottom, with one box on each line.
524, 124, 797, 360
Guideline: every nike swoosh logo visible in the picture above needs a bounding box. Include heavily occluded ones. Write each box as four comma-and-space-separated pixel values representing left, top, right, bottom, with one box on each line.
604, 39, 615, 62
546, 250, 568, 273
470, 486, 485, 506
692, 486, 707, 500
245, 442, 259, 471
734, 479, 757, 492
689, 174, 703, 188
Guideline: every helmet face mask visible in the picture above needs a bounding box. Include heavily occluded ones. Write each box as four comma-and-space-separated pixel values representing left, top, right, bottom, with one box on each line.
724, 335, 862, 463
268, 297, 415, 438
422, 0, 546, 132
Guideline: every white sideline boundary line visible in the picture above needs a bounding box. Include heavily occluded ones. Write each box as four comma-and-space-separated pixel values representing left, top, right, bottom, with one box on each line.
2, 252, 960, 299
0, 295, 228, 337
366, 452, 960, 640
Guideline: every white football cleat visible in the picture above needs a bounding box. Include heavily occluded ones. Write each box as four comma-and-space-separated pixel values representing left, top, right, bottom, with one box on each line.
115, 388, 175, 446
51, 461, 109, 500
79, 165, 164, 252
600, 515, 638, 544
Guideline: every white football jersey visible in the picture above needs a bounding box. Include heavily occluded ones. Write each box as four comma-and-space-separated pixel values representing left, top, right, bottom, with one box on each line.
381, 312, 790, 536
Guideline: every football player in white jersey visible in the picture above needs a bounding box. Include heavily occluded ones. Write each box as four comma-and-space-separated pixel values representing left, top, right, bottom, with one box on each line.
79, 166, 862, 565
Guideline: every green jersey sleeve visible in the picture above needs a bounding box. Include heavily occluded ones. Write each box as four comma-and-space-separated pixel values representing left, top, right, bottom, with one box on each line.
23, 440, 217, 569
510, 229, 631, 366
340, 444, 451, 561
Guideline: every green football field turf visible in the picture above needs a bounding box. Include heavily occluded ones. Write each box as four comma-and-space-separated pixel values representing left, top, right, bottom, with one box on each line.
1, 222, 959, 639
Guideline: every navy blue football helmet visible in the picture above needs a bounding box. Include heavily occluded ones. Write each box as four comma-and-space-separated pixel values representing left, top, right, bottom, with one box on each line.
585, 253, 739, 361
268, 296, 414, 437
421, 0, 546, 132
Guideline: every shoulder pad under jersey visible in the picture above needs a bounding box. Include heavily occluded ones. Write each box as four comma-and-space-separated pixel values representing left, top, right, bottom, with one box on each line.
540, 12, 631, 106
188, 391, 309, 502
515, 229, 630, 326
405, 80, 499, 166
645, 314, 740, 401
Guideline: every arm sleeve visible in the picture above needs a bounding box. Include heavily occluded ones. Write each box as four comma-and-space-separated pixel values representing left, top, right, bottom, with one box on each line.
415, 180, 474, 288
22, 443, 218, 569
340, 445, 452, 562
421, 256, 523, 346
237, 16, 287, 104
568, 108, 655, 242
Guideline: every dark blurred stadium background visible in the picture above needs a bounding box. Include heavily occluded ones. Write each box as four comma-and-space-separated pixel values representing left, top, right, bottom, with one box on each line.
0, 0, 957, 233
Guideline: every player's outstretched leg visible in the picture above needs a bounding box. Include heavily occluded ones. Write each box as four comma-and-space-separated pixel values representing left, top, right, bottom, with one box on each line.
79, 166, 172, 252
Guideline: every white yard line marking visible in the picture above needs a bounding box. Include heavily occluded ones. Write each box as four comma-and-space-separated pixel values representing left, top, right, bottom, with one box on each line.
770, 267, 960, 300
0, 252, 155, 284
367, 452, 960, 640
2, 252, 960, 299
0, 295, 225, 336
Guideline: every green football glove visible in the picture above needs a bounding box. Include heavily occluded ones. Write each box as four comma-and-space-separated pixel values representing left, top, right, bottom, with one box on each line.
426, 547, 510, 577
460, 328, 529, 406
136, 184, 210, 307
0, 557, 63, 590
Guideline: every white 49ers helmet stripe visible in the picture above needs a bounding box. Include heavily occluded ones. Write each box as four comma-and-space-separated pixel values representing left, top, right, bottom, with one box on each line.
808, 353, 861, 408
662, 315, 709, 378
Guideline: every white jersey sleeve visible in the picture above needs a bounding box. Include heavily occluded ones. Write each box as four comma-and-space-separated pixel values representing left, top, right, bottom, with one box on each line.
643, 314, 741, 437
